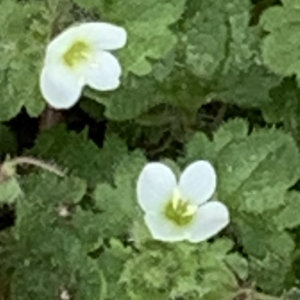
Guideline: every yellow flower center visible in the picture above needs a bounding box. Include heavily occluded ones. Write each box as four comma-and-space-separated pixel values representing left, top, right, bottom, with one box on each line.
164, 189, 197, 226
63, 41, 91, 68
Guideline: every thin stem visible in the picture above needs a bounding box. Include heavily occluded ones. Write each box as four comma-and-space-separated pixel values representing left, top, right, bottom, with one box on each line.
8, 157, 65, 177
254, 291, 282, 300
39, 106, 64, 131
224, 289, 283, 300
211, 104, 227, 131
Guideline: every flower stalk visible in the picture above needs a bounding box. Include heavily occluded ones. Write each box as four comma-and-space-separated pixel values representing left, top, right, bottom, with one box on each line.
1, 156, 65, 178
226, 289, 283, 300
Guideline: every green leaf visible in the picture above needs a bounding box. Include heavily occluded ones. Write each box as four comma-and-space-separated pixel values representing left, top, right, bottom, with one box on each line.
250, 253, 292, 295
15, 173, 102, 254
102, 0, 186, 75
0, 0, 57, 121
235, 214, 295, 259
184, 120, 299, 292
274, 191, 300, 230
0, 177, 23, 204
98, 239, 132, 300
185, 120, 300, 214
262, 78, 300, 146
235, 213, 294, 292
185, 3, 227, 80
16, 173, 87, 231
75, 0, 186, 76
30, 125, 128, 185
184, 119, 249, 166
217, 128, 300, 213
225, 253, 249, 281
8, 172, 103, 300
121, 240, 239, 300
0, 124, 17, 156
185, 0, 256, 81
198, 239, 234, 269
185, 119, 300, 213
70, 208, 103, 252
11, 247, 102, 300
73, 0, 100, 10
260, 1, 300, 81
88, 68, 207, 121
283, 288, 300, 300
184, 0, 282, 112
215, 65, 281, 110
151, 50, 176, 83
80, 98, 105, 121
93, 151, 146, 238
87, 76, 165, 121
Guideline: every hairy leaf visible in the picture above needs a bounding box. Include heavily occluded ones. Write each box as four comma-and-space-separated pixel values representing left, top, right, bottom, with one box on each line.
261, 0, 300, 82
30, 125, 128, 185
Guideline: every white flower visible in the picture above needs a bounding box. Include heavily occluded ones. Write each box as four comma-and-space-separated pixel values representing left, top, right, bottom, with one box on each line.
137, 161, 230, 243
40, 22, 127, 109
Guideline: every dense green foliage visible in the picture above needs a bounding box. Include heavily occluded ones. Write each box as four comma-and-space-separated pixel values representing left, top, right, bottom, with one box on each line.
1, 0, 300, 299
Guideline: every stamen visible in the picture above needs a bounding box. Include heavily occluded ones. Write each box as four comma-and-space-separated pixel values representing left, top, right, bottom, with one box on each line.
182, 204, 197, 217
172, 188, 181, 210
63, 40, 91, 68
165, 189, 197, 226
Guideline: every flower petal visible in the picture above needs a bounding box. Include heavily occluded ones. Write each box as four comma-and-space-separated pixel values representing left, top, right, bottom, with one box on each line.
44, 26, 83, 66
40, 65, 83, 109
85, 51, 122, 91
179, 161, 217, 205
76, 22, 127, 50
44, 22, 126, 66
137, 163, 177, 213
189, 201, 229, 243
144, 213, 189, 242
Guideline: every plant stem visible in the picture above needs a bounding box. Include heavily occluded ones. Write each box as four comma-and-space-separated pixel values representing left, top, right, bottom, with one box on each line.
254, 291, 282, 300
8, 157, 65, 177
225, 289, 283, 300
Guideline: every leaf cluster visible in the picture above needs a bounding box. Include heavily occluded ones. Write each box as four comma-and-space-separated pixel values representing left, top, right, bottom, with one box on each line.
2, 0, 300, 299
